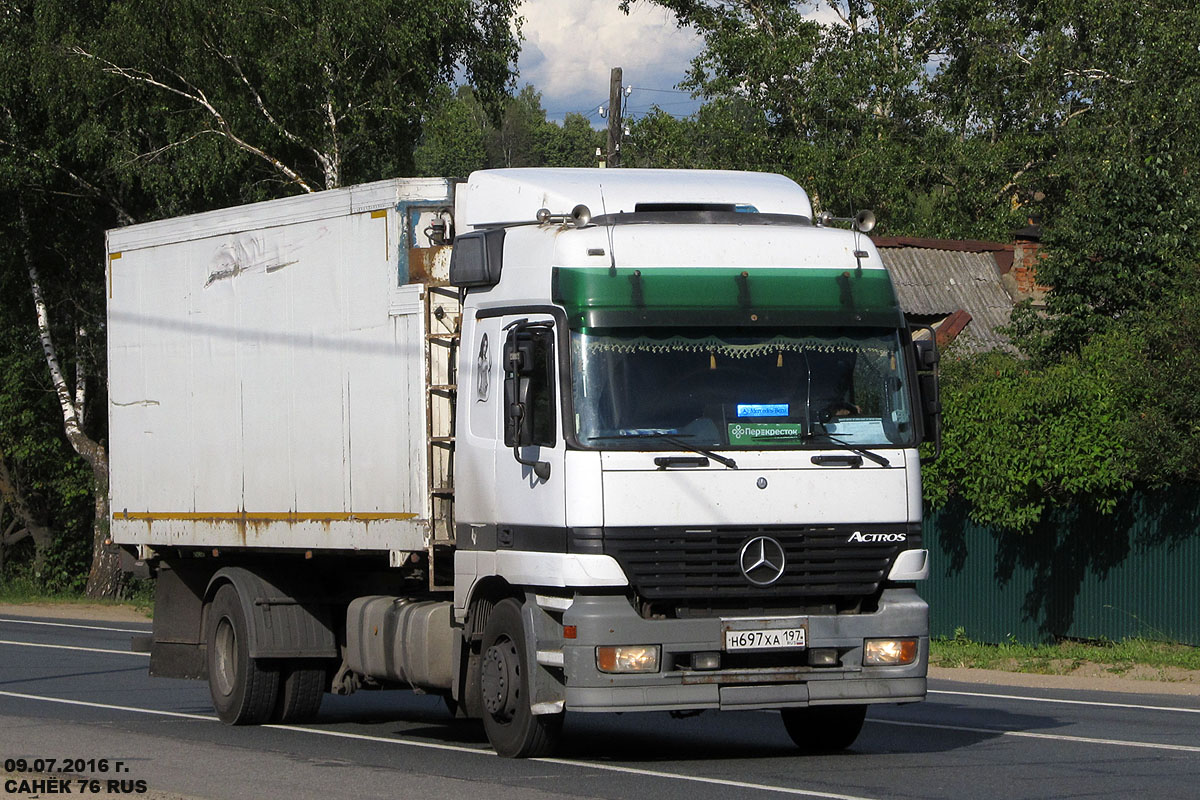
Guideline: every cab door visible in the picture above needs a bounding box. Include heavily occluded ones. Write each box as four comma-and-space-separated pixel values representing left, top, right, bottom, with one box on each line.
491, 314, 567, 538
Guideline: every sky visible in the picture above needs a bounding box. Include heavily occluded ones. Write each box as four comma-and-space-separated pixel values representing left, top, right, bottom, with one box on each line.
514, 1, 706, 125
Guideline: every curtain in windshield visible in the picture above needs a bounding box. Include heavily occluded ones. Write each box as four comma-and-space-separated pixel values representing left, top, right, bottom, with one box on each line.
570, 328, 913, 449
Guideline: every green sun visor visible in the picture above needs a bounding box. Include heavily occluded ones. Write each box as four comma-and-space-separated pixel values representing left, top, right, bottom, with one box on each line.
551, 266, 904, 329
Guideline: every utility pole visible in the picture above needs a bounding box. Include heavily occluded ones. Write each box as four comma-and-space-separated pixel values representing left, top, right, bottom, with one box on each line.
606, 66, 623, 168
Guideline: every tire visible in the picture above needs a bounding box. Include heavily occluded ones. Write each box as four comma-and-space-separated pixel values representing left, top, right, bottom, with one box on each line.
478, 598, 563, 757
780, 705, 867, 752
273, 661, 325, 723
206, 583, 280, 724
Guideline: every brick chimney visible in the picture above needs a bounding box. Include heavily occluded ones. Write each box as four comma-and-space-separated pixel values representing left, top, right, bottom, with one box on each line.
1010, 220, 1049, 302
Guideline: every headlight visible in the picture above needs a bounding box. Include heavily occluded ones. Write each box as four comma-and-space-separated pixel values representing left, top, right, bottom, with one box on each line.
596, 645, 660, 673
863, 638, 918, 666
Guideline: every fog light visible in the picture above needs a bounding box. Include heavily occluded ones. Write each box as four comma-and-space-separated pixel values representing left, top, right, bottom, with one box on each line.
863, 638, 918, 666
596, 645, 660, 673
808, 648, 839, 667
692, 652, 720, 670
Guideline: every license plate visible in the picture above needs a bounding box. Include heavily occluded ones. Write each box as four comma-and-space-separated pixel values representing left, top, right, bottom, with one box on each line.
724, 626, 807, 651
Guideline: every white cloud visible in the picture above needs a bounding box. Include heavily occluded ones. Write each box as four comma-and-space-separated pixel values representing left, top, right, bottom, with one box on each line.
516, 1, 703, 121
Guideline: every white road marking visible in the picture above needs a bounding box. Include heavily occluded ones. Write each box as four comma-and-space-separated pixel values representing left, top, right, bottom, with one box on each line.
872, 718, 1200, 753
0, 617, 149, 634
0, 691, 210, 721
533, 757, 879, 800
0, 639, 148, 657
0, 690, 882, 800
930, 688, 1200, 715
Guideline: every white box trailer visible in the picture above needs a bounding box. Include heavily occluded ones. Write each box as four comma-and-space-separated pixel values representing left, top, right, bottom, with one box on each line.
109, 169, 940, 758
107, 178, 459, 557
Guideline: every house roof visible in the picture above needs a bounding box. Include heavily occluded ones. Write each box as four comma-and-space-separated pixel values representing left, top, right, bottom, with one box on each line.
873, 238, 1017, 352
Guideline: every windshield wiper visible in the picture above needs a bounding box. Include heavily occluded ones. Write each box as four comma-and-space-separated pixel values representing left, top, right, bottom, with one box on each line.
586, 433, 739, 469
808, 428, 891, 468
746, 429, 891, 468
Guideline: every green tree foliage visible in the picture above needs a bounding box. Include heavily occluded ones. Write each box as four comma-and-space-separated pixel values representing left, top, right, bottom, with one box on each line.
0, 315, 93, 585
415, 85, 604, 176
539, 113, 604, 168
635, 0, 1200, 248
65, 0, 521, 196
922, 347, 1133, 530
0, 3, 116, 590
415, 86, 491, 177
630, 0, 1004, 235
1103, 268, 1200, 488
1011, 156, 1200, 359
940, 0, 1200, 359
625, 99, 778, 171
926, 265, 1200, 530
0, 0, 522, 594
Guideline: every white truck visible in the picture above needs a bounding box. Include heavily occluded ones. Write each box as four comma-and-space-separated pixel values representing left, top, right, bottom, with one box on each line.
107, 168, 940, 757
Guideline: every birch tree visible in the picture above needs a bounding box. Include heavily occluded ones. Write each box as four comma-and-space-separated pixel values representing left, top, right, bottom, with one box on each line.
0, 0, 522, 596
70, 0, 521, 194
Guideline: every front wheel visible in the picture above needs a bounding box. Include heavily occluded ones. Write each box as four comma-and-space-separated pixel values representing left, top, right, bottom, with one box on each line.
478, 598, 563, 757
780, 704, 867, 752
206, 584, 280, 724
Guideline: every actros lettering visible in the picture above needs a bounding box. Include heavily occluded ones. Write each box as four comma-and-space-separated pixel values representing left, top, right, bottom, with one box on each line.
847, 532, 907, 543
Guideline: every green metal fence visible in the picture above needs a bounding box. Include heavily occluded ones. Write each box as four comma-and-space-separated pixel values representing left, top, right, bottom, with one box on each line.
920, 488, 1200, 645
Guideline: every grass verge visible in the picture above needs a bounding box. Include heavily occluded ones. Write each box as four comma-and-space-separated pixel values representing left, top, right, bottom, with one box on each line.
931, 633, 1200, 677
0, 575, 153, 615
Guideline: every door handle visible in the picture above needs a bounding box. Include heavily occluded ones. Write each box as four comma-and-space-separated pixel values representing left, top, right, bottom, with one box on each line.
810, 454, 863, 468
654, 456, 710, 469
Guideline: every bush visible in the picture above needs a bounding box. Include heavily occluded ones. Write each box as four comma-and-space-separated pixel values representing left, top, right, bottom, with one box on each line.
925, 267, 1200, 529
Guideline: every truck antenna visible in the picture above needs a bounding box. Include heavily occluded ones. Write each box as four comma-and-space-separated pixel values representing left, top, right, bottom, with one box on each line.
599, 184, 617, 276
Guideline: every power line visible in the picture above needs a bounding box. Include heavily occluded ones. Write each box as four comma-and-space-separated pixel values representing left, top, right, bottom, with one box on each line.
628, 86, 694, 96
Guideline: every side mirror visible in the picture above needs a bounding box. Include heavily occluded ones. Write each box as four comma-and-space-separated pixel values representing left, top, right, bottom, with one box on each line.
502, 320, 555, 480
449, 229, 505, 288
910, 327, 942, 463
913, 336, 939, 371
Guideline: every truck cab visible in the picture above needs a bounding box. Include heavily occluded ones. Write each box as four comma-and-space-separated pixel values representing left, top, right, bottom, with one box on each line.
446, 169, 936, 756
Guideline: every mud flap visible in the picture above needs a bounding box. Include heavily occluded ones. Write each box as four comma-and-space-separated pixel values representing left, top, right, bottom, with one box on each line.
521, 595, 566, 715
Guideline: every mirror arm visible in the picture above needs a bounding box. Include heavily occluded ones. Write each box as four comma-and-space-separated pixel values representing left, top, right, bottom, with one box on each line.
919, 415, 942, 465
508, 402, 551, 480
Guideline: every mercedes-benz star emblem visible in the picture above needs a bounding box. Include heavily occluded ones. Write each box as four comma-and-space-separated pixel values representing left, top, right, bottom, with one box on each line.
739, 536, 786, 586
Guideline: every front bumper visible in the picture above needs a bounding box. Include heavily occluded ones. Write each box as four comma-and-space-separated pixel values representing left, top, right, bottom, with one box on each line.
560, 588, 928, 713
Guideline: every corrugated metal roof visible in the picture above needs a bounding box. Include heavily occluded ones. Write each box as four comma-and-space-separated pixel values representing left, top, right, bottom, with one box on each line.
879, 246, 1016, 352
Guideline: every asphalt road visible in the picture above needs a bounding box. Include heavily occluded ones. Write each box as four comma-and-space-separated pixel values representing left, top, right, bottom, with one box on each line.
2, 613, 1199, 800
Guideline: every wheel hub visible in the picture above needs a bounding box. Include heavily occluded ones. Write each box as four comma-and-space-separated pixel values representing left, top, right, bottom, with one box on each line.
213, 617, 237, 697
481, 637, 520, 720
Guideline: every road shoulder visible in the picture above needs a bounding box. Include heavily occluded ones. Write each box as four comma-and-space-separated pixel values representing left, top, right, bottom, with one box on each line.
930, 665, 1200, 697
0, 602, 150, 624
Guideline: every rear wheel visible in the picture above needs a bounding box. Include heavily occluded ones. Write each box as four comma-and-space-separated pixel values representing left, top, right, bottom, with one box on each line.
780, 705, 867, 752
273, 661, 325, 723
478, 598, 563, 757
206, 584, 280, 724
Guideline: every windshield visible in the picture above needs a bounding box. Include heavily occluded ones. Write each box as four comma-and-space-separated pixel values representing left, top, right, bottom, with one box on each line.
570, 327, 914, 450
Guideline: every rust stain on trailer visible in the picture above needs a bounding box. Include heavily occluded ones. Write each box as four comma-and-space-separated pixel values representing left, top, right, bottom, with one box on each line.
108, 252, 121, 299
408, 245, 452, 283
114, 511, 419, 523
115, 511, 418, 543
408, 247, 435, 283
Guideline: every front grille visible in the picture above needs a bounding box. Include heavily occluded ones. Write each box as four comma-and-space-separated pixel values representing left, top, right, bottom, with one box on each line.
602, 525, 916, 605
